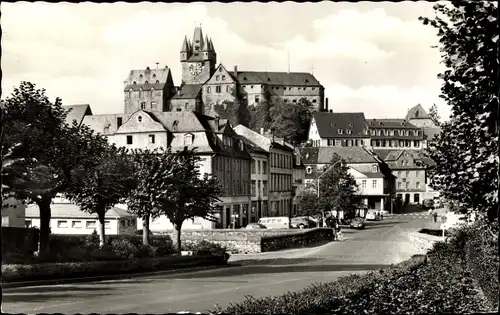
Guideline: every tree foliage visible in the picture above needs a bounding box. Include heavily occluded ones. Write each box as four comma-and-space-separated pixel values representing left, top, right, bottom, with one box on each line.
65, 145, 136, 246
428, 103, 442, 126
420, 1, 498, 221
214, 87, 251, 127
269, 97, 314, 145
1, 82, 109, 253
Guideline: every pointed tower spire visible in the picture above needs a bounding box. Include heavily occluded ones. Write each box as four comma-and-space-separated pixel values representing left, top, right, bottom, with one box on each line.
192, 26, 204, 52
209, 37, 215, 52
202, 35, 210, 51
181, 36, 189, 52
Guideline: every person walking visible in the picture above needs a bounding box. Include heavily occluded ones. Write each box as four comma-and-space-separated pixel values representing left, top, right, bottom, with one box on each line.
432, 209, 438, 223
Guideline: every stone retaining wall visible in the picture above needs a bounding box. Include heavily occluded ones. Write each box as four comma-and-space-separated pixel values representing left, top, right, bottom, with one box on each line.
160, 229, 324, 254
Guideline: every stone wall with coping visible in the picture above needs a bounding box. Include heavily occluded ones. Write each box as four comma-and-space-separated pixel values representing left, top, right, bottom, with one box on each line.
160, 229, 312, 254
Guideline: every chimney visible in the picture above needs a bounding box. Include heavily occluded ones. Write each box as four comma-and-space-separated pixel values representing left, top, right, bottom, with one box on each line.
325, 97, 329, 112
234, 65, 238, 78
215, 116, 220, 130
260, 127, 264, 135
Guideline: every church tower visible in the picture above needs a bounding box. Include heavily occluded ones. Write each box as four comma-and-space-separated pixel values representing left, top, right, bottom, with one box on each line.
180, 26, 217, 85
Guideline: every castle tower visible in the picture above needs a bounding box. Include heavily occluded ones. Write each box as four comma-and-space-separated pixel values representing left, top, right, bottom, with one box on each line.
180, 26, 217, 85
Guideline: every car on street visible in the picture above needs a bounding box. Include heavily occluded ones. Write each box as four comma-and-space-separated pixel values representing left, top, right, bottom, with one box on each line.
257, 216, 290, 229
350, 217, 366, 230
291, 216, 316, 229
365, 210, 383, 221
422, 199, 435, 210
244, 223, 267, 229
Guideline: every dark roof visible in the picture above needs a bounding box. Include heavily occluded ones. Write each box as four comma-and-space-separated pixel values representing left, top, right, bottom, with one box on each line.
63, 104, 92, 125
361, 172, 385, 178
300, 147, 378, 164
172, 84, 202, 99
124, 82, 166, 92
405, 104, 432, 120
313, 112, 369, 138
271, 141, 294, 152
236, 135, 268, 154
373, 149, 394, 160
367, 119, 418, 129
236, 71, 321, 87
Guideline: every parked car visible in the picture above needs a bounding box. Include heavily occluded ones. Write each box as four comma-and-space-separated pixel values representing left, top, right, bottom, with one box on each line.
422, 199, 435, 210
258, 216, 290, 229
291, 216, 316, 229
365, 210, 383, 221
350, 217, 366, 230
244, 223, 267, 230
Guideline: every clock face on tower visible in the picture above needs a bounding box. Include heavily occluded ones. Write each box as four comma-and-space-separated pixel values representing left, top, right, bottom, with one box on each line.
189, 63, 203, 76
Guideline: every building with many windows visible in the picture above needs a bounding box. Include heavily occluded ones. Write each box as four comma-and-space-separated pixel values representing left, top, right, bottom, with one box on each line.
300, 146, 395, 212
367, 118, 425, 150
307, 112, 371, 147
234, 125, 295, 218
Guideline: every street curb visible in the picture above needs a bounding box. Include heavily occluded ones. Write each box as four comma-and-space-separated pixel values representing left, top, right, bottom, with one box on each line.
2, 264, 230, 289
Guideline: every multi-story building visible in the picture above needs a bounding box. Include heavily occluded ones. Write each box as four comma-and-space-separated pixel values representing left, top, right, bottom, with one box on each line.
238, 136, 269, 223
170, 26, 325, 115
79, 107, 252, 230
123, 66, 177, 113
234, 125, 295, 218
307, 112, 371, 147
379, 149, 427, 205
300, 147, 395, 212
405, 104, 442, 145
367, 118, 425, 150
2, 197, 26, 228
292, 147, 306, 215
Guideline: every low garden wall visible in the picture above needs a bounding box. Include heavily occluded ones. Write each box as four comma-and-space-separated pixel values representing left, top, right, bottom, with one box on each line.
161, 228, 334, 254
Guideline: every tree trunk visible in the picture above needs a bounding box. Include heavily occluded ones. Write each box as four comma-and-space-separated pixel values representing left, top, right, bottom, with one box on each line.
97, 209, 106, 248
173, 223, 182, 254
142, 214, 150, 245
36, 197, 52, 255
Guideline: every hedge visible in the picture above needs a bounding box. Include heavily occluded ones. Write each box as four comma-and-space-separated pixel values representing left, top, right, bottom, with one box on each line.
1, 227, 39, 254
261, 228, 334, 252
1, 254, 228, 283
213, 237, 491, 315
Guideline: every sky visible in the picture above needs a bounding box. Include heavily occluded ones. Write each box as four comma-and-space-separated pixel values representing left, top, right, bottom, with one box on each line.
2, 1, 450, 120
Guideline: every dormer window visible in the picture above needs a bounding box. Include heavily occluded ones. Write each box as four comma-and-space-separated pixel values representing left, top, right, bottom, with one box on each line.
305, 79, 309, 83
172, 120, 179, 130
306, 167, 312, 174
372, 165, 378, 173
139, 74, 143, 79
243, 77, 248, 80
133, 81, 137, 85
216, 75, 220, 81
219, 67, 223, 72
137, 115, 143, 122
184, 133, 194, 146
338, 129, 343, 134
267, 77, 271, 81
152, 74, 156, 78
222, 75, 226, 81
145, 81, 148, 84
238, 140, 244, 150
349, 123, 353, 127
346, 129, 352, 134
156, 80, 160, 84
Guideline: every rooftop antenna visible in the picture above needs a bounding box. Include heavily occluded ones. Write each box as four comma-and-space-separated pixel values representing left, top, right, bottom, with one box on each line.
287, 46, 291, 73
156, 62, 159, 70
309, 65, 315, 75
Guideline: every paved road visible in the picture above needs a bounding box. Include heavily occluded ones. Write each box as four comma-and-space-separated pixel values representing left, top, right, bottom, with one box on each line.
3, 214, 436, 314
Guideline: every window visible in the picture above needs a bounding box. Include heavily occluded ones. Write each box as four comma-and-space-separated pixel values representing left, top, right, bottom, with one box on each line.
207, 86, 211, 93
151, 101, 156, 109
216, 86, 221, 93
414, 193, 420, 203
226, 85, 230, 92
397, 182, 402, 189
117, 117, 123, 128
257, 181, 261, 196
372, 165, 378, 172
397, 171, 402, 177
406, 171, 410, 177
362, 180, 367, 188
251, 160, 256, 173
139, 89, 143, 98
184, 134, 193, 146
416, 171, 420, 177
255, 96, 260, 103
57, 220, 68, 228
126, 135, 133, 145
338, 129, 343, 134
405, 130, 410, 136
137, 115, 143, 122
406, 182, 410, 189
176, 108, 182, 112
312, 99, 317, 103
306, 167, 312, 174
25, 220, 32, 228
263, 161, 267, 174
72, 220, 82, 228
414, 140, 420, 147
149, 135, 155, 144
105, 221, 111, 229
414, 130, 419, 136
216, 75, 220, 80
416, 182, 421, 189
372, 180, 377, 188
346, 129, 352, 134
335, 140, 342, 146
86, 221, 96, 229
263, 181, 268, 196
251, 180, 256, 196
141, 102, 146, 109
257, 160, 261, 174
222, 75, 226, 81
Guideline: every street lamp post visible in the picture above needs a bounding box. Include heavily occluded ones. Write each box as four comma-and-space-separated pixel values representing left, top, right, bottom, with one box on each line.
317, 160, 342, 227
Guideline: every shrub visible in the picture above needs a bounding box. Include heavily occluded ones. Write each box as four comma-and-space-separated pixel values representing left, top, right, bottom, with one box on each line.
191, 241, 228, 258
134, 244, 155, 259
261, 228, 334, 252
110, 238, 138, 260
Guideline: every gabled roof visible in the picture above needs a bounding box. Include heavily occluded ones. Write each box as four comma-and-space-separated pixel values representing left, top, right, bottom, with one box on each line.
63, 104, 92, 126
300, 147, 378, 164
313, 112, 368, 138
172, 84, 202, 99
405, 104, 432, 120
82, 113, 131, 135
152, 111, 208, 132
236, 71, 321, 87
367, 118, 419, 129
236, 135, 268, 154
26, 203, 136, 219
